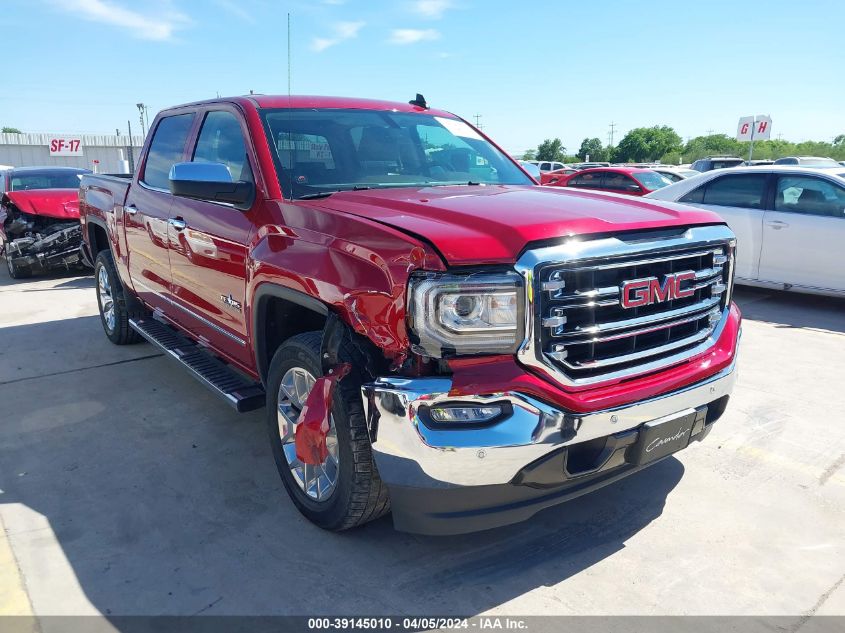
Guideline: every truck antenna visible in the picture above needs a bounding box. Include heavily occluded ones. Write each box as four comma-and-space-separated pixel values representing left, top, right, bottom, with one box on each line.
409, 93, 428, 109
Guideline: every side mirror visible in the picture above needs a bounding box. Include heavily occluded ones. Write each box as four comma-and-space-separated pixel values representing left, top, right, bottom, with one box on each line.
168, 162, 254, 210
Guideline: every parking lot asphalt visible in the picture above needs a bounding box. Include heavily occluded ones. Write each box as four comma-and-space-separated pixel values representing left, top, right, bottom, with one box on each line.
0, 269, 843, 617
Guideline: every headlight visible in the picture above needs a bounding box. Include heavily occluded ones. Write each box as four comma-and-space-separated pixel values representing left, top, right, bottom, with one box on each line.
408, 271, 524, 357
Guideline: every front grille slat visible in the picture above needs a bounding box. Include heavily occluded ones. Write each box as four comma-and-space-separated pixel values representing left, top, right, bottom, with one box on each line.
528, 230, 735, 384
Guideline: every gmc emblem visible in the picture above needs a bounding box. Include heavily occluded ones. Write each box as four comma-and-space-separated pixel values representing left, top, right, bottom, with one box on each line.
620, 271, 696, 309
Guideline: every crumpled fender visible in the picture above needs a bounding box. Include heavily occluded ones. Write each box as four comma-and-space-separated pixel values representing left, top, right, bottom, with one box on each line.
3, 190, 80, 220
295, 363, 351, 465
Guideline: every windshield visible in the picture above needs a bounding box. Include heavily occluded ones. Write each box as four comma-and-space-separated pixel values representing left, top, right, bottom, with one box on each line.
259, 108, 532, 199
9, 170, 88, 191
635, 171, 673, 190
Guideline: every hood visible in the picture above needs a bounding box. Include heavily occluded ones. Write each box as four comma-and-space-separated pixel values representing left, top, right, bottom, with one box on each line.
3, 190, 80, 220
313, 185, 725, 265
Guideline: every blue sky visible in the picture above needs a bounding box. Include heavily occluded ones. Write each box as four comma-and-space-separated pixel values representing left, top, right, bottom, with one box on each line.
2, 0, 843, 155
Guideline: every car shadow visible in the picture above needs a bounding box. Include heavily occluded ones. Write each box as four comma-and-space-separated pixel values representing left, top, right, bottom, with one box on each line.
0, 317, 683, 618
732, 286, 845, 335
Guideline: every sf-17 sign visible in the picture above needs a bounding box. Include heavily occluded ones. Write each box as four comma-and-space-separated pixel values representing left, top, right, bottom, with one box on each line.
49, 138, 84, 156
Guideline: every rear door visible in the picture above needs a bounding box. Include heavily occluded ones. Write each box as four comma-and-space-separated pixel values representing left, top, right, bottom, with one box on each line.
124, 112, 195, 309
679, 172, 769, 281
758, 174, 845, 292
166, 106, 260, 369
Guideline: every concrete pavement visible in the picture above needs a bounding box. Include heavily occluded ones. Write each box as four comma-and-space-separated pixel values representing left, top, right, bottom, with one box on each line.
0, 269, 843, 617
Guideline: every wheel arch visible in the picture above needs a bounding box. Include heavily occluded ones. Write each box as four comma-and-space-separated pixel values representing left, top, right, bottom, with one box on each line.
252, 283, 330, 385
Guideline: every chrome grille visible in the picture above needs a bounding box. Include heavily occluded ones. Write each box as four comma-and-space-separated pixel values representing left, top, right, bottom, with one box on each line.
517, 225, 736, 386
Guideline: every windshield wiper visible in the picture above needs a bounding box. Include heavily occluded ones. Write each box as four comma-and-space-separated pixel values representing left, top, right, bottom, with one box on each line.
298, 185, 375, 200
298, 191, 336, 200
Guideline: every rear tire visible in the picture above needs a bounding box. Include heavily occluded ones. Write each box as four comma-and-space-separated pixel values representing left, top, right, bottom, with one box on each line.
94, 250, 144, 345
5, 252, 31, 279
266, 331, 390, 531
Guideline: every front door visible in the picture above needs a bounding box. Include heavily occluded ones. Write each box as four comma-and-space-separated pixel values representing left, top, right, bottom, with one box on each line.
167, 108, 258, 369
759, 174, 845, 292
124, 112, 195, 309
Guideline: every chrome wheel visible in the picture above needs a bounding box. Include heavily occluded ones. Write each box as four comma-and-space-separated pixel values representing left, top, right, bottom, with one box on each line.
277, 367, 340, 502
97, 265, 115, 333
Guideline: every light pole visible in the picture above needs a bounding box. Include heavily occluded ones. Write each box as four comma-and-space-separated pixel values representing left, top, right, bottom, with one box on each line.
136, 103, 149, 137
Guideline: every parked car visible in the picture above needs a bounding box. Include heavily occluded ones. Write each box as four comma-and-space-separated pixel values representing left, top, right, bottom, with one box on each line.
1, 166, 91, 278
772, 156, 840, 168
744, 160, 774, 167
524, 159, 568, 173
650, 167, 700, 182
517, 160, 541, 180
690, 156, 745, 172
539, 167, 578, 185
647, 166, 845, 296
573, 161, 611, 170
79, 95, 741, 535
547, 167, 674, 195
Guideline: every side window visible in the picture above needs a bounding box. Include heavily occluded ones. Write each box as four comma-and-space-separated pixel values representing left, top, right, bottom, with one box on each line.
775, 176, 845, 218
680, 185, 705, 204
193, 111, 253, 183
539, 162, 551, 171
604, 173, 639, 192
701, 174, 767, 209
569, 172, 604, 189
142, 113, 195, 190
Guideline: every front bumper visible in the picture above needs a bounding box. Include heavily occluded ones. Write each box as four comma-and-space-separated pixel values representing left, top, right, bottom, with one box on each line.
362, 353, 737, 535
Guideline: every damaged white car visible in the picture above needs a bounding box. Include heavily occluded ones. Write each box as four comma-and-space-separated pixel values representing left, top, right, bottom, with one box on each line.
0, 166, 90, 278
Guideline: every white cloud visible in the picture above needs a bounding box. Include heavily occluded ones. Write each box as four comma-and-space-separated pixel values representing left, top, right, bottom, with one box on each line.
389, 28, 440, 44
310, 20, 365, 52
213, 0, 256, 24
412, 0, 453, 19
57, 0, 188, 41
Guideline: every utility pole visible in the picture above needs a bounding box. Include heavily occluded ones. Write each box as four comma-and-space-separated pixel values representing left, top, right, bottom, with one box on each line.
608, 121, 617, 147
126, 119, 135, 173
706, 128, 715, 136
136, 103, 148, 138
288, 13, 292, 96
473, 114, 483, 130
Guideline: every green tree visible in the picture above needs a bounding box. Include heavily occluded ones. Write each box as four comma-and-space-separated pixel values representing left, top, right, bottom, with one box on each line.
577, 137, 606, 161
613, 126, 682, 162
834, 134, 845, 146
522, 148, 537, 160
2, 126, 22, 133
535, 138, 566, 162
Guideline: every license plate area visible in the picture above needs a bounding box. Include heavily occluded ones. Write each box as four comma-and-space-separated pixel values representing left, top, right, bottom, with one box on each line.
628, 407, 705, 466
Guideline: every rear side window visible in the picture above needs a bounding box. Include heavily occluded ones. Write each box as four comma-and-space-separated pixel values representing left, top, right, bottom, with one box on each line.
193, 111, 253, 183
569, 172, 604, 188
698, 174, 767, 209
142, 113, 195, 190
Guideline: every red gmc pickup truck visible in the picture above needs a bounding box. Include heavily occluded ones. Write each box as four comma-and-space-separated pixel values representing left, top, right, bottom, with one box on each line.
79, 95, 741, 535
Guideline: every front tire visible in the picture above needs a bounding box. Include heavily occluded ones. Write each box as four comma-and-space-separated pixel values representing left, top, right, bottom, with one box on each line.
266, 331, 390, 531
94, 250, 144, 345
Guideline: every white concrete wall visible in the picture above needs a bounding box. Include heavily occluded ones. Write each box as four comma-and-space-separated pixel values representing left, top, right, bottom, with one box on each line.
0, 133, 145, 174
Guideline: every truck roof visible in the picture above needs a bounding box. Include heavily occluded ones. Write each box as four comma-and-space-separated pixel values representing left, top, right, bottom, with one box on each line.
170, 95, 457, 118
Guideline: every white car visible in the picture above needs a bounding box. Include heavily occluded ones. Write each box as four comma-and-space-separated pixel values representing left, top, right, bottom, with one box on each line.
523, 159, 568, 173
647, 166, 845, 297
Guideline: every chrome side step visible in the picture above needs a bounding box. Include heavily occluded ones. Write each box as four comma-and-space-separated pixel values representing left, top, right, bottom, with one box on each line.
129, 317, 265, 413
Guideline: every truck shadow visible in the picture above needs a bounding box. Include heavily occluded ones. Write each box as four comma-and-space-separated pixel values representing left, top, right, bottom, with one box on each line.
732, 286, 845, 335
0, 316, 682, 618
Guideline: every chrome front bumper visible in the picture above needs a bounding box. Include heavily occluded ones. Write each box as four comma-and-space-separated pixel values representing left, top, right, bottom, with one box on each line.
361, 356, 737, 489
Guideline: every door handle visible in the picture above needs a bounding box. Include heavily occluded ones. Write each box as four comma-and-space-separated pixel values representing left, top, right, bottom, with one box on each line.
125, 204, 138, 215
766, 220, 789, 229
168, 218, 187, 231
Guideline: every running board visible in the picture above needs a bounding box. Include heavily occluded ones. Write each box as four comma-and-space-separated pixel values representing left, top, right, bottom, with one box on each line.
129, 317, 266, 413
